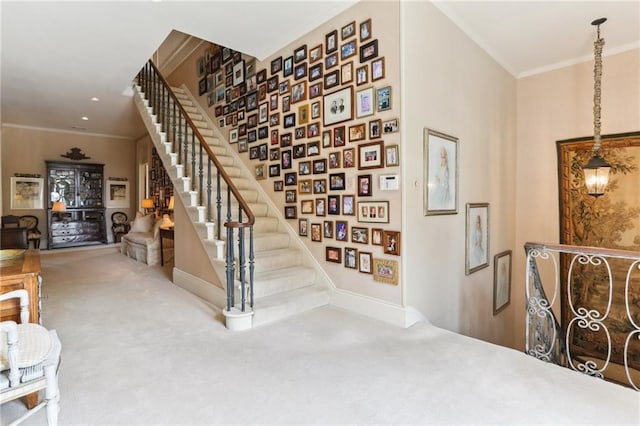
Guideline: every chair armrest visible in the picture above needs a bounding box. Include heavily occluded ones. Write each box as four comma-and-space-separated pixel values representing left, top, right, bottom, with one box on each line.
0, 321, 20, 386
0, 290, 29, 324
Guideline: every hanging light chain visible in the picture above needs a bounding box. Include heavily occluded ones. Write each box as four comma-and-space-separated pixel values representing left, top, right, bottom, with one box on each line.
592, 24, 605, 153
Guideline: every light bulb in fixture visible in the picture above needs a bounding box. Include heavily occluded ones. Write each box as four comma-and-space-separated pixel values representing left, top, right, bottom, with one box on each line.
91, 97, 99, 102
82, 116, 89, 121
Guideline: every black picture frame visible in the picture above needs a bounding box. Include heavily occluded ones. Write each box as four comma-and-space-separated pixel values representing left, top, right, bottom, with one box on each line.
271, 56, 283, 75
329, 173, 346, 191
359, 39, 378, 63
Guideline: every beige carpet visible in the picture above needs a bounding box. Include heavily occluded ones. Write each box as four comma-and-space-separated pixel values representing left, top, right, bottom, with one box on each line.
3, 247, 639, 425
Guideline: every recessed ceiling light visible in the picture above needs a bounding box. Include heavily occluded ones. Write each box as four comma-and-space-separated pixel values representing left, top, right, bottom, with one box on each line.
91, 97, 99, 102
81, 116, 89, 121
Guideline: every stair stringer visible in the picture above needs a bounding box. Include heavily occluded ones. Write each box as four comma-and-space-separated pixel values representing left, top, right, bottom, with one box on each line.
133, 83, 334, 327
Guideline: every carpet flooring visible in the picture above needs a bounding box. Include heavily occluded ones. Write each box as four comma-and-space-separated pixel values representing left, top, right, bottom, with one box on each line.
2, 247, 639, 425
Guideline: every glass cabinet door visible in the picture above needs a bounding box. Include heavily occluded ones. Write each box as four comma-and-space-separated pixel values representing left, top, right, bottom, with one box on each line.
78, 171, 103, 207
48, 168, 77, 207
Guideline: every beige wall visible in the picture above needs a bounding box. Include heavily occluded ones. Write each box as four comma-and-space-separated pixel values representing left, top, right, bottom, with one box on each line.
401, 2, 517, 344
168, 1, 404, 305
1, 125, 137, 246
513, 48, 640, 349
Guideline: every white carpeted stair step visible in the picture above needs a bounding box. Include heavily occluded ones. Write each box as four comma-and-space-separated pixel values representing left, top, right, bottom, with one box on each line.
251, 285, 330, 327
251, 216, 279, 233
251, 265, 316, 298
251, 248, 302, 274
241, 231, 290, 252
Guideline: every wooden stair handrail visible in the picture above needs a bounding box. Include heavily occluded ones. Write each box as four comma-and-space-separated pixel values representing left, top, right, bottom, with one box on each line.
147, 60, 255, 227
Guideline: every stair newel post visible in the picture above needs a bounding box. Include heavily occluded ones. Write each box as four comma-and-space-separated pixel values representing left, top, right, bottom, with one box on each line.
238, 218, 246, 312
225, 224, 235, 312
198, 143, 204, 207
216, 172, 222, 240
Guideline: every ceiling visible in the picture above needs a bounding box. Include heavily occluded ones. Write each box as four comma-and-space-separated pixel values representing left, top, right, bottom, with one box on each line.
1, 1, 638, 140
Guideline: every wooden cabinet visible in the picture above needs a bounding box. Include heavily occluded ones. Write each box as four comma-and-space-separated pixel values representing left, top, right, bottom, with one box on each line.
0, 250, 41, 324
46, 161, 107, 249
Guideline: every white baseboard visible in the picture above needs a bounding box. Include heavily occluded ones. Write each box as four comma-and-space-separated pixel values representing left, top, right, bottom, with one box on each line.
172, 267, 227, 309
330, 289, 427, 328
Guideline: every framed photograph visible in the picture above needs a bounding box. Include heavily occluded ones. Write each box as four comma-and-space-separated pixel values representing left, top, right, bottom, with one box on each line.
326, 246, 342, 263
357, 174, 372, 196
229, 128, 239, 143
267, 75, 279, 92
325, 53, 339, 70
283, 113, 296, 128
341, 62, 353, 84
301, 199, 314, 214
465, 202, 490, 275
106, 179, 129, 208
359, 39, 378, 62
333, 126, 346, 147
255, 164, 266, 180
313, 178, 327, 194
311, 223, 322, 242
341, 40, 357, 60
373, 258, 399, 285
309, 63, 323, 81
327, 195, 340, 215
256, 69, 267, 84
294, 44, 307, 63
283, 56, 294, 77
309, 82, 323, 99
294, 63, 307, 80
341, 21, 356, 39
323, 86, 353, 126
382, 230, 400, 255
269, 164, 281, 178
323, 220, 334, 238
355, 87, 374, 118
307, 140, 320, 156
299, 161, 311, 176
344, 247, 358, 269
274, 180, 284, 192
271, 56, 282, 75
11, 176, 44, 210
315, 198, 326, 216
382, 118, 399, 134
291, 81, 307, 104
311, 101, 321, 120
493, 250, 512, 315
285, 189, 297, 203
371, 228, 383, 246
371, 57, 385, 81
343, 148, 355, 168
284, 172, 297, 186
348, 123, 366, 142
359, 251, 373, 274
325, 30, 338, 54
376, 86, 391, 111
356, 65, 368, 86
284, 205, 297, 219
324, 70, 339, 90
335, 220, 348, 241
358, 141, 384, 170
424, 128, 458, 215
299, 179, 312, 194
329, 173, 345, 191
357, 201, 389, 223
310, 44, 323, 63
282, 95, 291, 112
385, 144, 399, 167
313, 159, 327, 174
233, 60, 245, 87
342, 194, 355, 215
360, 19, 372, 42
351, 227, 369, 244
328, 151, 341, 169
238, 138, 248, 153
369, 119, 381, 139
299, 218, 309, 237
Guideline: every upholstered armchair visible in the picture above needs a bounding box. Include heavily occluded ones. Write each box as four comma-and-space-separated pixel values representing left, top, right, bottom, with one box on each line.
18, 215, 42, 249
0, 290, 61, 426
111, 212, 130, 243
120, 213, 162, 265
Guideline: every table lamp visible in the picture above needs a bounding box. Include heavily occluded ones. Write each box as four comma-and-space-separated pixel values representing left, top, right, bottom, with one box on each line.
141, 198, 155, 215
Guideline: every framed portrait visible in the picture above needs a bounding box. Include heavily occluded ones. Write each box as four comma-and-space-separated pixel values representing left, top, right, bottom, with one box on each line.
351, 227, 369, 245
324, 70, 339, 90
465, 202, 490, 275
106, 179, 129, 208
355, 87, 374, 118
382, 230, 401, 256
382, 118, 399, 134
284, 205, 297, 219
311, 223, 322, 242
313, 178, 327, 194
271, 56, 282, 74
359, 251, 373, 274
313, 159, 327, 174
283, 56, 294, 77
285, 190, 297, 203
323, 86, 353, 126
238, 138, 248, 153
325, 30, 338, 54
315, 198, 326, 216
358, 141, 384, 170
294, 63, 307, 80
329, 173, 345, 191
233, 60, 245, 87
373, 258, 399, 285
357, 174, 372, 196
356, 65, 368, 86
493, 250, 512, 315
256, 69, 267, 84
341, 21, 356, 39
301, 199, 314, 214
376, 86, 391, 112
326, 246, 342, 263
311, 101, 321, 120
371, 228, 383, 246
254, 164, 266, 180
11, 176, 44, 210
294, 44, 307, 63
299, 179, 312, 194
284, 172, 297, 186
359, 39, 378, 62
309, 82, 323, 99
328, 151, 341, 169
341, 40, 357, 60
327, 195, 340, 215
323, 220, 334, 239
269, 164, 281, 178
333, 126, 346, 147
342, 194, 355, 216
369, 119, 382, 139
299, 161, 311, 176
424, 128, 458, 215
341, 62, 353, 84
229, 128, 239, 143
325, 53, 339, 70
291, 81, 307, 104
299, 218, 309, 237
310, 44, 323, 63
274, 181, 284, 192
348, 123, 366, 142
344, 247, 358, 269
371, 57, 385, 81
360, 19, 372, 42
335, 220, 348, 241
357, 201, 389, 224
309, 63, 323, 81
385, 144, 399, 167
307, 140, 320, 156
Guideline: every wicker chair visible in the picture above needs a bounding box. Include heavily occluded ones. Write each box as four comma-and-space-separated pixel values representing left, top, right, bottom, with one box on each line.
0, 290, 61, 425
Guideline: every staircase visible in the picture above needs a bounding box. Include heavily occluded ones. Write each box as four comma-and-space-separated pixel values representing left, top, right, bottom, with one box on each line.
133, 63, 330, 328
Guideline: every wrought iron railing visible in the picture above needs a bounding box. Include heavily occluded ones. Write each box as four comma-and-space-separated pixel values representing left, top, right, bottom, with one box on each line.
525, 242, 640, 390
136, 60, 255, 314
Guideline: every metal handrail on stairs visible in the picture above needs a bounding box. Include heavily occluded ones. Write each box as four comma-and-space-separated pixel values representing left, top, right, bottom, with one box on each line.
137, 59, 255, 314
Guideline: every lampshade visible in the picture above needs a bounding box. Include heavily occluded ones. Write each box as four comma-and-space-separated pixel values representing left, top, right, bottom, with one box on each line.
52, 201, 66, 212
141, 198, 155, 209
168, 196, 175, 210
583, 154, 611, 197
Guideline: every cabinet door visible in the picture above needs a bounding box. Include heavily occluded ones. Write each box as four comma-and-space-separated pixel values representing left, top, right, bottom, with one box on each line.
78, 170, 103, 207
48, 168, 77, 207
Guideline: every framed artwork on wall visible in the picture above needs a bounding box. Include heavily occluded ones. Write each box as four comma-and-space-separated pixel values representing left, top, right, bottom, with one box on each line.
326, 246, 342, 263
359, 251, 373, 274
355, 87, 374, 118
323, 86, 353, 126
106, 179, 129, 208
383, 230, 401, 256
357, 201, 389, 223
358, 141, 384, 170
465, 202, 490, 275
373, 258, 399, 285
424, 128, 458, 215
325, 30, 338, 54
493, 250, 512, 315
10, 176, 44, 210
344, 247, 358, 269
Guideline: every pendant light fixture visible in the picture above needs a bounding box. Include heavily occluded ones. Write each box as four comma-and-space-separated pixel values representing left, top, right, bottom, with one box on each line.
583, 17, 611, 197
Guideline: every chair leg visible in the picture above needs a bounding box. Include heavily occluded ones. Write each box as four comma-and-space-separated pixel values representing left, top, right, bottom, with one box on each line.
44, 364, 59, 426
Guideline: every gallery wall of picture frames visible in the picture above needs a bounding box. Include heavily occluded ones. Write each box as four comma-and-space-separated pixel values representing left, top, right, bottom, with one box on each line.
194, 15, 400, 286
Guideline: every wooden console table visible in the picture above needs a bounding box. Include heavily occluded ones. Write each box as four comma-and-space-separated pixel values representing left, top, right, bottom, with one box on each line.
159, 227, 174, 266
